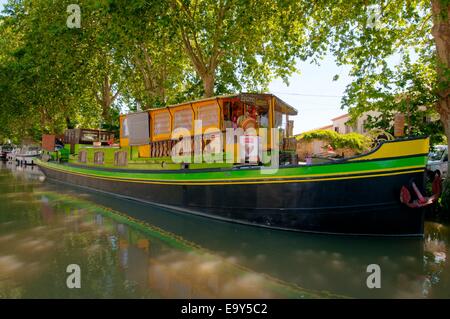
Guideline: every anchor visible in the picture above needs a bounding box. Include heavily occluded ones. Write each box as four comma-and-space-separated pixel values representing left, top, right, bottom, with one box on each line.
400, 174, 442, 208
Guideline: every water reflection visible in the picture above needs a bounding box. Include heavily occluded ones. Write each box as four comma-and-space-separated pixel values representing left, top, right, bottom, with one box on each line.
0, 162, 449, 298
423, 222, 450, 298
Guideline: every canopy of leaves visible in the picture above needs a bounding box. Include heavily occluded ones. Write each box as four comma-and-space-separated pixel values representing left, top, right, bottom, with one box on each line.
0, 0, 310, 142
296, 0, 448, 147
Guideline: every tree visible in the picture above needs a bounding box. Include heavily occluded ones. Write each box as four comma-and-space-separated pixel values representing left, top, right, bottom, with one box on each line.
298, 0, 450, 175
346, 54, 445, 146
106, 0, 194, 109
170, 0, 307, 97
0, 0, 124, 140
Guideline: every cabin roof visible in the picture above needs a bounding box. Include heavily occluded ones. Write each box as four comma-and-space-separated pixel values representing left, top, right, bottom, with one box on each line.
121, 93, 298, 116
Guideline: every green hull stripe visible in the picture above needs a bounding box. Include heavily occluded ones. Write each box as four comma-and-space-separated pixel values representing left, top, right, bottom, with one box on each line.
37, 156, 426, 182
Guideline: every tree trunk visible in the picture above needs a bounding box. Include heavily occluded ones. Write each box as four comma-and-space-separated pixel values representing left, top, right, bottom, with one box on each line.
203, 72, 215, 98
438, 96, 450, 175
431, 0, 450, 176
65, 116, 74, 129
95, 75, 119, 124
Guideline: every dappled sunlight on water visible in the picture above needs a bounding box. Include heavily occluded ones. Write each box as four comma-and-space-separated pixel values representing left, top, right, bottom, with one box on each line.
0, 165, 320, 298
0, 162, 449, 298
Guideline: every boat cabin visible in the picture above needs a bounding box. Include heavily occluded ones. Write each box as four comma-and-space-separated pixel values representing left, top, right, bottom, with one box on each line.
119, 93, 297, 161
54, 93, 298, 168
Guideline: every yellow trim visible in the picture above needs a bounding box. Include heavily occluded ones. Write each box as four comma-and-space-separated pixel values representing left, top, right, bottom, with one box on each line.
40, 160, 425, 182
138, 145, 151, 158
350, 138, 429, 161
39, 161, 424, 186
119, 115, 129, 147
268, 96, 274, 150
216, 97, 223, 131
119, 137, 129, 147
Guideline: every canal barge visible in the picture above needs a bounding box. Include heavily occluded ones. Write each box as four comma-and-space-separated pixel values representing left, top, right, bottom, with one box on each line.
37, 93, 430, 236
15, 145, 41, 165
0, 144, 14, 160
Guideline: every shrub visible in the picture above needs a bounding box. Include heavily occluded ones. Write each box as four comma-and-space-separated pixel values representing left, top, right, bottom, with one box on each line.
296, 130, 372, 153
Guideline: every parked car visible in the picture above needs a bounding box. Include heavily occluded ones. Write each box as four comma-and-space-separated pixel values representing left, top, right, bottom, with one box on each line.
427, 145, 448, 178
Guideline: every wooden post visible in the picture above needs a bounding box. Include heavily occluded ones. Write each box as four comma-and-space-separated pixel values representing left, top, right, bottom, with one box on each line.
406, 95, 411, 135
394, 113, 405, 137
285, 114, 289, 138
268, 96, 275, 150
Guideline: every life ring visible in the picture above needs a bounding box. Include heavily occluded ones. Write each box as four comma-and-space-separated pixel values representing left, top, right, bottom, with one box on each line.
241, 117, 257, 131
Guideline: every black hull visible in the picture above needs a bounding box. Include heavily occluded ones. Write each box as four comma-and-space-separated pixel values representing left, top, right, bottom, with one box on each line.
38, 164, 425, 236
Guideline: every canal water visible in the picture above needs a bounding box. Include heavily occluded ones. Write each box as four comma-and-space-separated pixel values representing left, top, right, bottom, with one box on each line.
0, 162, 449, 298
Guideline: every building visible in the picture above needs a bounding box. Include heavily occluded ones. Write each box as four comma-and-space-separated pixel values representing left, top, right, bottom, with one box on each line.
295, 111, 381, 160
328, 111, 381, 135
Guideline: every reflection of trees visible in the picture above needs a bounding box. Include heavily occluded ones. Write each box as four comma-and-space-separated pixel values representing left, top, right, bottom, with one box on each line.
422, 222, 450, 298
3, 169, 331, 298
146, 250, 314, 298
4, 177, 450, 299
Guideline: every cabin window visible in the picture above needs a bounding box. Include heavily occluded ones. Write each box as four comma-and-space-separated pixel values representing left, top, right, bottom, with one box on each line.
198, 103, 220, 128
274, 111, 285, 132
80, 131, 99, 143
127, 112, 150, 146
224, 100, 269, 131
361, 120, 367, 133
173, 108, 193, 132
100, 132, 113, 143
122, 118, 129, 137
153, 111, 171, 136
78, 150, 87, 163
240, 104, 258, 130
223, 101, 233, 128
258, 111, 269, 128
230, 102, 261, 130
94, 151, 104, 165
234, 104, 242, 127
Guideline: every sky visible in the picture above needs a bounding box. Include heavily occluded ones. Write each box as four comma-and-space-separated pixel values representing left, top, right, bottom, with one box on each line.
0, 0, 351, 134
268, 58, 352, 134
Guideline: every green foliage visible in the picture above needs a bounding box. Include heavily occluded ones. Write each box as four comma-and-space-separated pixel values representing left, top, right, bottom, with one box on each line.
2, 0, 449, 149
297, 130, 372, 153
0, 0, 105, 142
168, 0, 308, 97
0, 0, 310, 142
297, 0, 449, 149
344, 53, 445, 146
